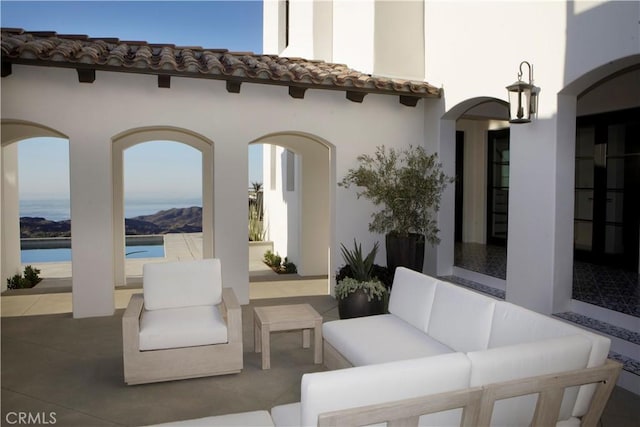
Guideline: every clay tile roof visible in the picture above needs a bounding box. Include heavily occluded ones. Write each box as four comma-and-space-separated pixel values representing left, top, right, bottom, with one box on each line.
1, 29, 441, 101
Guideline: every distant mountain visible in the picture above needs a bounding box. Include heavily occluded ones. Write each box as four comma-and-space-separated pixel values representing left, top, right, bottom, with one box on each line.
129, 207, 202, 234
20, 207, 203, 238
20, 217, 71, 238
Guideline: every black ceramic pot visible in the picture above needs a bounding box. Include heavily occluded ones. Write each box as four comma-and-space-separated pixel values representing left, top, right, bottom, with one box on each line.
338, 288, 385, 319
385, 232, 425, 274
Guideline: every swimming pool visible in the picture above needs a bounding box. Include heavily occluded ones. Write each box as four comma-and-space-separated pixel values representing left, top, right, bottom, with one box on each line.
21, 244, 165, 263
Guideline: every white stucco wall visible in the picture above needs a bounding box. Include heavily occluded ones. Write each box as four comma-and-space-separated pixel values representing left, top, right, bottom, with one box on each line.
374, 0, 425, 80
456, 119, 488, 244
1, 64, 429, 316
262, 145, 301, 266
332, 0, 375, 74
1, 144, 20, 292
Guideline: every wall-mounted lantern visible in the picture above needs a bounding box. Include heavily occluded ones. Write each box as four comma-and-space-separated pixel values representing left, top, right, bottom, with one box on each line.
507, 61, 540, 124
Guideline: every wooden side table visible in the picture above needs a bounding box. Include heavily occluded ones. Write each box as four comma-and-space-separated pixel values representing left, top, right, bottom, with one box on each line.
253, 303, 323, 370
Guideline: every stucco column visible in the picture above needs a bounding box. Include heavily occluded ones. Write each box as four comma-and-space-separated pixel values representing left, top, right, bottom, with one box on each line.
506, 114, 572, 315
1, 143, 21, 292
69, 130, 115, 318
215, 136, 249, 304
424, 101, 454, 277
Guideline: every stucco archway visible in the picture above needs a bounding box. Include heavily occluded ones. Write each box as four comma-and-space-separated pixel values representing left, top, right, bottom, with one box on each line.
1, 120, 69, 291
249, 132, 334, 285
557, 54, 640, 313
436, 98, 510, 284
112, 127, 214, 286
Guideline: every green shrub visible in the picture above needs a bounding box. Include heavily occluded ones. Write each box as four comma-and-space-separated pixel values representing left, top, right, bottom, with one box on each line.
264, 250, 297, 274
6, 265, 42, 289
282, 257, 297, 274
263, 250, 282, 268
335, 277, 386, 302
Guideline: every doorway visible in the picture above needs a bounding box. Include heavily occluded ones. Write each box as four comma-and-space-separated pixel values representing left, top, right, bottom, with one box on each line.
574, 107, 640, 271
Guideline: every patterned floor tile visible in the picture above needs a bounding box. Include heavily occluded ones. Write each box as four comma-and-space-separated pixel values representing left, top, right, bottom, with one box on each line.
454, 243, 639, 318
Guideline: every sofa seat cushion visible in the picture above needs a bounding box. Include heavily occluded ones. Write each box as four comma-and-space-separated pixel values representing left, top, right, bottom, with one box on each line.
323, 314, 453, 366
387, 267, 438, 331
144, 411, 275, 427
467, 335, 592, 426
143, 259, 223, 310
139, 305, 228, 351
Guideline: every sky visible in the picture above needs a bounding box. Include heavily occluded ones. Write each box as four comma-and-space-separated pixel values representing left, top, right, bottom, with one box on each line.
2, 0, 264, 200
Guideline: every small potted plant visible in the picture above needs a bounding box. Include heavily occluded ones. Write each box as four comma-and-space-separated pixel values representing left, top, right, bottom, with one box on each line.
335, 239, 387, 319
339, 145, 453, 273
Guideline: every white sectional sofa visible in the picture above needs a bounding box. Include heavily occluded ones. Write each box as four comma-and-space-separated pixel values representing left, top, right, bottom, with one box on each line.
318, 267, 615, 426
148, 267, 621, 427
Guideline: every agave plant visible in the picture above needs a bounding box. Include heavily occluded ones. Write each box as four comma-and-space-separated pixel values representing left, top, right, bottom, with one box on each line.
339, 239, 379, 282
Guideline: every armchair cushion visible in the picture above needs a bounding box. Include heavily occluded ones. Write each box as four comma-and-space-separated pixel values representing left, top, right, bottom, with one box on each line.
143, 259, 222, 310
139, 305, 228, 351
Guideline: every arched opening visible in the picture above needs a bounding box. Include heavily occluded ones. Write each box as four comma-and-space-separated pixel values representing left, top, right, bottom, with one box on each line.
112, 127, 213, 287
248, 132, 334, 297
18, 137, 71, 281
122, 141, 203, 282
442, 98, 510, 291
1, 120, 69, 292
563, 55, 640, 316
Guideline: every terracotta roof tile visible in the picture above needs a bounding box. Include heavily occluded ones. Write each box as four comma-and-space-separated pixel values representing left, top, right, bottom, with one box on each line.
1, 29, 441, 100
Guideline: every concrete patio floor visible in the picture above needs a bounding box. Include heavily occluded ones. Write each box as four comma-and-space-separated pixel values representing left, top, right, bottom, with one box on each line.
1, 294, 639, 427
2, 234, 639, 426
1, 296, 338, 427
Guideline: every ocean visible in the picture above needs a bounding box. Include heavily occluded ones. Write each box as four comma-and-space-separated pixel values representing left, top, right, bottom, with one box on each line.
20, 197, 202, 221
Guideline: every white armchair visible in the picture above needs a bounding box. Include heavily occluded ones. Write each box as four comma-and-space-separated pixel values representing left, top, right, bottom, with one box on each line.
123, 258, 242, 385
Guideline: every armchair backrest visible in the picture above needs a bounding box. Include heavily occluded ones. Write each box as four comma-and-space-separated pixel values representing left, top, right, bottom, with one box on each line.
143, 259, 223, 310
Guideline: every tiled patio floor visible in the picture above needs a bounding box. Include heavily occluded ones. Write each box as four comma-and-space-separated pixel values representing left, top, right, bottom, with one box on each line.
454, 242, 640, 318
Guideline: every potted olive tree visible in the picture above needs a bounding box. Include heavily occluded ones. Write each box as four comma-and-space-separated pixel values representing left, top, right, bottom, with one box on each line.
339, 145, 453, 273
335, 240, 387, 319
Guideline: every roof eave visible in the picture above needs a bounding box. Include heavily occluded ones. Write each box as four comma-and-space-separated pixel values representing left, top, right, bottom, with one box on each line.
1, 57, 442, 104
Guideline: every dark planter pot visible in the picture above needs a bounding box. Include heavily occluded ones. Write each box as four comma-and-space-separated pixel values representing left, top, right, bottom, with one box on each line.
338, 288, 385, 319
386, 232, 425, 274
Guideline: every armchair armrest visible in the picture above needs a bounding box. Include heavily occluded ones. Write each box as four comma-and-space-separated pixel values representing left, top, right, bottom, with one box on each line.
221, 287, 242, 343
123, 293, 144, 354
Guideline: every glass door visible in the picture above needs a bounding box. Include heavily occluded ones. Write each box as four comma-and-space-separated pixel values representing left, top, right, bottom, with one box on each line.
487, 129, 510, 246
575, 108, 640, 271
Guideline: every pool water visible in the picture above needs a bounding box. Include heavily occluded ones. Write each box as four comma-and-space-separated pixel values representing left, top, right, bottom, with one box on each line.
21, 245, 164, 263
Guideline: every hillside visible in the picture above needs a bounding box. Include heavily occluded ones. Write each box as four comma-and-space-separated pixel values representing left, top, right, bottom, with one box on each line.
20, 206, 203, 238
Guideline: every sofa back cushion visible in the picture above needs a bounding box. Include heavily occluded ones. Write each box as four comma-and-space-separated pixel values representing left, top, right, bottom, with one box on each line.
300, 353, 472, 427
467, 335, 592, 425
388, 267, 438, 331
427, 281, 496, 352
143, 259, 223, 310
489, 301, 611, 416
